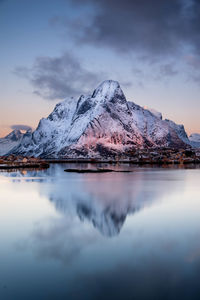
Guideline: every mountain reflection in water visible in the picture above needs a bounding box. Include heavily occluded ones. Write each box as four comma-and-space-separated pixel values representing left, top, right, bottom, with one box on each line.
1, 164, 185, 237
1, 164, 200, 300
35, 164, 179, 237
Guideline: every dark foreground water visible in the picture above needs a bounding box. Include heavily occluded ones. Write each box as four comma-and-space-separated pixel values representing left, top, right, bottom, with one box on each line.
0, 163, 200, 300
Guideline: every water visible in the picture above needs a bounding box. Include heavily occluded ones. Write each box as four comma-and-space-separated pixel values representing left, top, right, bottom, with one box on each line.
0, 163, 200, 300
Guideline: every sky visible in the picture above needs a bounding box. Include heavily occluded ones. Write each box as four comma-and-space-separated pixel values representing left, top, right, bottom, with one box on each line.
0, 0, 200, 137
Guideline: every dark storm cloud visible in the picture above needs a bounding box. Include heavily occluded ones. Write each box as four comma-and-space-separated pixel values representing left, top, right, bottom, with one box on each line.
11, 124, 32, 131
67, 0, 200, 58
14, 52, 104, 100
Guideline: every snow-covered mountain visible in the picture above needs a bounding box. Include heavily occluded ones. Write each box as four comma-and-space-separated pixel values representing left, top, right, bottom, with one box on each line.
0, 130, 24, 156
3, 80, 197, 158
189, 133, 200, 148
165, 119, 191, 146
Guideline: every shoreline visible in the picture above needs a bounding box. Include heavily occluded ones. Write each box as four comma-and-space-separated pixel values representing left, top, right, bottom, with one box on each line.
0, 160, 200, 171
46, 158, 200, 164
0, 148, 200, 169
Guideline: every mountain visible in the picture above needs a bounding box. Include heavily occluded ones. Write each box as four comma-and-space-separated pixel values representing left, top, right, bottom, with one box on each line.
165, 119, 191, 146
4, 80, 197, 158
0, 130, 24, 156
189, 133, 200, 148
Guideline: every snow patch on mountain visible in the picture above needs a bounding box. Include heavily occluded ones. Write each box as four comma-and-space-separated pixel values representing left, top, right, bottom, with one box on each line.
143, 106, 162, 120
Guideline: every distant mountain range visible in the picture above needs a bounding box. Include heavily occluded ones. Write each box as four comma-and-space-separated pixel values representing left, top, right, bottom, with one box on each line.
189, 133, 200, 148
1, 80, 200, 157
0, 129, 23, 156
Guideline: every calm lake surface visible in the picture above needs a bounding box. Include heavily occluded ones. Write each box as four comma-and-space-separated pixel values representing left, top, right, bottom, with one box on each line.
0, 163, 200, 300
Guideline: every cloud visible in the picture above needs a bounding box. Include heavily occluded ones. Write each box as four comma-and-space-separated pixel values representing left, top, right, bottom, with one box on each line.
182, 55, 200, 82
14, 52, 104, 100
67, 0, 200, 58
45, 0, 200, 85
14, 0, 200, 94
159, 64, 178, 77
10, 124, 32, 131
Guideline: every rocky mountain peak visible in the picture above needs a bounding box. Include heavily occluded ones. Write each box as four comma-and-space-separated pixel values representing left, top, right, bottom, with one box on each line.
6, 129, 23, 141
91, 80, 126, 105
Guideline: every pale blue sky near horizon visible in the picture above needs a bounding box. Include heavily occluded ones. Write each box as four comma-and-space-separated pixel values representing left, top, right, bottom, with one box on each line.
0, 0, 200, 137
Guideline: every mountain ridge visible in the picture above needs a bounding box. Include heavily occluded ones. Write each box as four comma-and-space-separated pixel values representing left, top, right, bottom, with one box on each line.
0, 129, 23, 156
1, 80, 199, 158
